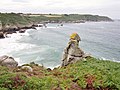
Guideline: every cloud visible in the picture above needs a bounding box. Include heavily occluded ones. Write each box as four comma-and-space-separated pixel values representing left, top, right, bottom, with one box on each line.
12, 0, 29, 3
0, 0, 120, 18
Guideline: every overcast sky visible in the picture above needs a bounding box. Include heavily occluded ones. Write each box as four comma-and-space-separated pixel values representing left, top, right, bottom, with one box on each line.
0, 0, 120, 19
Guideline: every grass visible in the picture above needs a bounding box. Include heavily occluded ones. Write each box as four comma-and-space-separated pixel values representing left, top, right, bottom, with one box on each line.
0, 13, 31, 27
0, 13, 113, 29
44, 15, 62, 18
0, 57, 120, 90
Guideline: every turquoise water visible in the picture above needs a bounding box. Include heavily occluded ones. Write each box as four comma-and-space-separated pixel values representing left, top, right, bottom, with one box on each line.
9, 21, 120, 68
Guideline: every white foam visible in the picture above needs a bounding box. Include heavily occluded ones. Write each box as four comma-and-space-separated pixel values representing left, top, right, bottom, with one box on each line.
100, 57, 120, 63
14, 57, 21, 65
35, 56, 44, 61
47, 26, 59, 28
101, 57, 108, 60
0, 30, 36, 56
35, 27, 44, 30
46, 65, 60, 70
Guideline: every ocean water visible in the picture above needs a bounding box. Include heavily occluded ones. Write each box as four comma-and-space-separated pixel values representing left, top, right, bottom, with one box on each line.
0, 21, 120, 68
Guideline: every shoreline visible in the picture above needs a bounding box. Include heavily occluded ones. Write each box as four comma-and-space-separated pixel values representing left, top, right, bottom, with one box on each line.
0, 20, 114, 39
0, 29, 33, 65
0, 22, 120, 69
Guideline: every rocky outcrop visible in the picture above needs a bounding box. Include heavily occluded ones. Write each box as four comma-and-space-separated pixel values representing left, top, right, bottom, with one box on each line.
0, 55, 18, 68
0, 32, 5, 38
61, 33, 89, 66
19, 29, 26, 33
0, 24, 36, 38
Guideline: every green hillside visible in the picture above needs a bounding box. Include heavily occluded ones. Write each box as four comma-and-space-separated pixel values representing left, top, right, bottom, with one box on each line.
0, 57, 120, 90
0, 13, 113, 30
0, 13, 31, 27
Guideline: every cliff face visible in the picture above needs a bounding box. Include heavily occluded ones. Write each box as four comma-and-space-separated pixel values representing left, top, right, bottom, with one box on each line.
0, 13, 32, 30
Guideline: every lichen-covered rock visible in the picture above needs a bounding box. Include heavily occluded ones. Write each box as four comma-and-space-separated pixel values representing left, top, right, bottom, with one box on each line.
70, 32, 81, 42
0, 55, 18, 68
61, 33, 87, 66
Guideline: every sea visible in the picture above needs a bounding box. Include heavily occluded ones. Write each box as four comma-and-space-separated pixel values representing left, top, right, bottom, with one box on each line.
0, 21, 120, 68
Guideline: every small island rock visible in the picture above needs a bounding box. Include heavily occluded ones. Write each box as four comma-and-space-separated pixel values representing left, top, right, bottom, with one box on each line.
61, 33, 86, 66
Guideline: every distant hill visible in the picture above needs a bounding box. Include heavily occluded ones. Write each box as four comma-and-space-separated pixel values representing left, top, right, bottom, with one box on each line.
24, 13, 113, 22
0, 13, 113, 30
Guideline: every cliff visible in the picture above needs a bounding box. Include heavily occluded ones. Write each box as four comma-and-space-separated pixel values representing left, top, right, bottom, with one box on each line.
0, 13, 32, 30
0, 57, 120, 90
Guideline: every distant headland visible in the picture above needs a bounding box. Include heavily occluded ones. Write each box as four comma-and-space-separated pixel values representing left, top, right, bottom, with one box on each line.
0, 13, 113, 38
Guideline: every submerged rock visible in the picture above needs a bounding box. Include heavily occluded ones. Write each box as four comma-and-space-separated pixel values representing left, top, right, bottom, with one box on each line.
0, 55, 18, 68
61, 33, 88, 66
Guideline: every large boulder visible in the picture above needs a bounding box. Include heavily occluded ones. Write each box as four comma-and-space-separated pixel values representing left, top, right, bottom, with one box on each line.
0, 55, 18, 68
61, 33, 87, 66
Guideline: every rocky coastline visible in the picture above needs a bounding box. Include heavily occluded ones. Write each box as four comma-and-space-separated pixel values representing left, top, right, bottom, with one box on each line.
0, 33, 120, 89
0, 56, 120, 89
0, 13, 113, 39
1, 13, 119, 89
0, 24, 38, 38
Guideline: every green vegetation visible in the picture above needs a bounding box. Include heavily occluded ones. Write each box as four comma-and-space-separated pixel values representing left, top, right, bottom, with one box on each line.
0, 13, 31, 27
27, 14, 113, 22
0, 57, 120, 90
0, 13, 113, 29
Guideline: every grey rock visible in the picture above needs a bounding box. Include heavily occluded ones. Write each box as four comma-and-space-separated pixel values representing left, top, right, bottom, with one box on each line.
0, 55, 8, 62
61, 33, 86, 66
19, 29, 26, 33
0, 32, 5, 38
21, 66, 33, 72
0, 55, 18, 68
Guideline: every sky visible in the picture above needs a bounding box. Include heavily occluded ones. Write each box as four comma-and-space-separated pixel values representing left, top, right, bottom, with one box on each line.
0, 0, 120, 19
